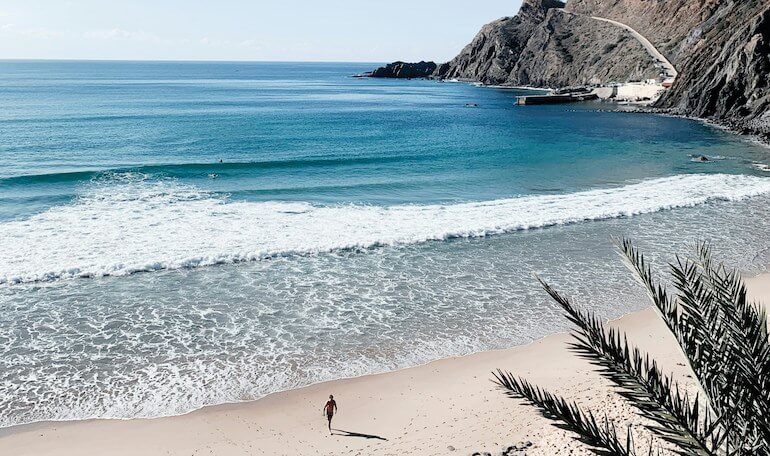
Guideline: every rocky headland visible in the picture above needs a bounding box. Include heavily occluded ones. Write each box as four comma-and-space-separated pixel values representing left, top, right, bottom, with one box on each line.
366, 61, 437, 79
370, 0, 770, 140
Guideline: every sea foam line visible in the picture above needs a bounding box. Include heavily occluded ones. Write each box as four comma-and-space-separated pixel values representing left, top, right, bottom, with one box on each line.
1, 173, 769, 284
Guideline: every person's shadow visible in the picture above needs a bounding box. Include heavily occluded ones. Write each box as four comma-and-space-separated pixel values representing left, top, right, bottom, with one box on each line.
331, 429, 388, 441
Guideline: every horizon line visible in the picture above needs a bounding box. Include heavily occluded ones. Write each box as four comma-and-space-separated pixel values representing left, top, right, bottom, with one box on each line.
0, 57, 397, 64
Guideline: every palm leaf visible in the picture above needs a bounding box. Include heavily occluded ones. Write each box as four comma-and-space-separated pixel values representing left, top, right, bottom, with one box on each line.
493, 370, 636, 456
538, 277, 716, 455
495, 240, 770, 455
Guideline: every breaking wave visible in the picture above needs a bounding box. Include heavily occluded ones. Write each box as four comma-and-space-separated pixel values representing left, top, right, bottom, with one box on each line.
2, 172, 770, 284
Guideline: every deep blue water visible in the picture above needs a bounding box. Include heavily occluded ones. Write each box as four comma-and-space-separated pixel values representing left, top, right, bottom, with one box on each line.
3, 60, 769, 221
2, 61, 770, 428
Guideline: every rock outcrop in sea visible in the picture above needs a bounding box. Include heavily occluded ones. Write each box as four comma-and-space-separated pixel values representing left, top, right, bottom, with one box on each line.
371, 0, 770, 139
368, 61, 437, 79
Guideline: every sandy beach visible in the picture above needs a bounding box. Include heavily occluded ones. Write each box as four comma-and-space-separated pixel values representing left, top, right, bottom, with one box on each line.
3, 0, 770, 453
1, 272, 766, 455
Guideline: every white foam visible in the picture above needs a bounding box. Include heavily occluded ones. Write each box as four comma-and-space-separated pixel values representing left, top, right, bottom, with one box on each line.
2, 173, 770, 284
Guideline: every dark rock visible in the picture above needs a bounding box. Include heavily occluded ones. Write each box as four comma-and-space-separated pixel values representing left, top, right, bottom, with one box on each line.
433, 0, 658, 87
563, 0, 770, 138
434, 0, 561, 84
566, 0, 726, 63
657, 1, 770, 137
439, 0, 770, 139
368, 61, 437, 79
374, 0, 770, 140
502, 440, 534, 455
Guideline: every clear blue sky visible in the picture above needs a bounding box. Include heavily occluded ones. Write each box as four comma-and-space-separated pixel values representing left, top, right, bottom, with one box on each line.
0, 1, 522, 62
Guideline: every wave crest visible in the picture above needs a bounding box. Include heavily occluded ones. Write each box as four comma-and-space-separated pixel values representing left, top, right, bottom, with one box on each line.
2, 173, 769, 284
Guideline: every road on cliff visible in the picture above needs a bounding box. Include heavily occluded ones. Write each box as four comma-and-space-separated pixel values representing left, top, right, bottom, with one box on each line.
589, 15, 678, 79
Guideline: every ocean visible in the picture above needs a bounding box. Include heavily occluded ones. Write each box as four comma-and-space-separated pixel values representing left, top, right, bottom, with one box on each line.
2, 60, 770, 428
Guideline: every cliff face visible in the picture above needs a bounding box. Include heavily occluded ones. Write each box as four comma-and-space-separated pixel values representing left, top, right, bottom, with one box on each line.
437, 0, 770, 137
434, 0, 658, 87
565, 0, 770, 136
434, 0, 562, 84
509, 9, 658, 87
564, 0, 725, 64
655, 1, 770, 136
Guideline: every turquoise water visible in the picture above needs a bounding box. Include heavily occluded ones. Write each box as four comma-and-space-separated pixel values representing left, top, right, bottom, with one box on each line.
2, 60, 770, 427
4, 60, 770, 220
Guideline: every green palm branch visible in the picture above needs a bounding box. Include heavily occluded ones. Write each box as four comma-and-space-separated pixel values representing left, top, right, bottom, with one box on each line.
493, 239, 770, 456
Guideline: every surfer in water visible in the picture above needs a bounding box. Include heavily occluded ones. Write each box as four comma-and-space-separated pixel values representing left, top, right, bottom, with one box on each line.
323, 394, 338, 434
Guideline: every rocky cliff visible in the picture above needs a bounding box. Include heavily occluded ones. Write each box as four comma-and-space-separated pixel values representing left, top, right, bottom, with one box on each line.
564, 0, 770, 137
433, 0, 563, 84
564, 0, 724, 65
433, 0, 658, 87
433, 0, 770, 138
654, 0, 770, 137
508, 10, 659, 87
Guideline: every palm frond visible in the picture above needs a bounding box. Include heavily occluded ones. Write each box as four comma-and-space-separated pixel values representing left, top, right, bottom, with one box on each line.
618, 239, 770, 453
493, 370, 636, 456
689, 246, 770, 450
495, 240, 770, 455
538, 277, 716, 455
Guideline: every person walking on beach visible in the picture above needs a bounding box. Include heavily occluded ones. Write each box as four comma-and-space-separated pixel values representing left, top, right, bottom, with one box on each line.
323, 394, 337, 434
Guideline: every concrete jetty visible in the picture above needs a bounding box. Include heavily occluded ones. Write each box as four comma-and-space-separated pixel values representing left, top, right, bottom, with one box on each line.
516, 92, 598, 105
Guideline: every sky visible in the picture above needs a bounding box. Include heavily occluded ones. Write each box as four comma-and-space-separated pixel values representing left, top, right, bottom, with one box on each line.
0, 1, 522, 62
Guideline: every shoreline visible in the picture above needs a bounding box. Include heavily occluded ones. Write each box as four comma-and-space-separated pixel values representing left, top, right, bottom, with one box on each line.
3, 272, 768, 455
617, 106, 770, 150
428, 75, 770, 148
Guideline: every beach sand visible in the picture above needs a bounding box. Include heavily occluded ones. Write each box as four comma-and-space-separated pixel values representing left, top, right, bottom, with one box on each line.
3, 273, 768, 456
